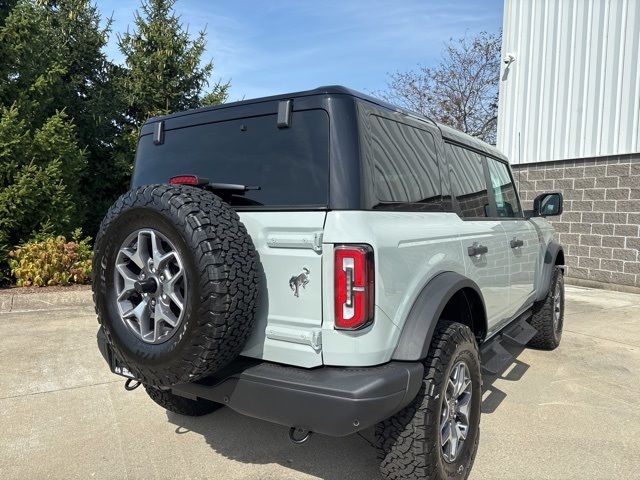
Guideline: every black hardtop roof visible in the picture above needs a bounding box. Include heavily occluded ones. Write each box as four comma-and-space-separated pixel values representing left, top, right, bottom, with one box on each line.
146, 85, 507, 162
145, 85, 413, 122
437, 123, 507, 161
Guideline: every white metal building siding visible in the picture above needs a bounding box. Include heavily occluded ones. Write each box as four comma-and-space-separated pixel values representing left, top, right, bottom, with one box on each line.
497, 0, 640, 164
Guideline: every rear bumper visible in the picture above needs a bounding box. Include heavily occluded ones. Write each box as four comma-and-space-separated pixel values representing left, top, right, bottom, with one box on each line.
97, 328, 424, 436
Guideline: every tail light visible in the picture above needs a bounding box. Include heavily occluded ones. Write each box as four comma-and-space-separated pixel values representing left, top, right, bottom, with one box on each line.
334, 244, 374, 330
169, 175, 208, 186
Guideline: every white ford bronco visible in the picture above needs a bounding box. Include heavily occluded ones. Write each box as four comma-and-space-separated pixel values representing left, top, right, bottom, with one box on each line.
94, 86, 565, 480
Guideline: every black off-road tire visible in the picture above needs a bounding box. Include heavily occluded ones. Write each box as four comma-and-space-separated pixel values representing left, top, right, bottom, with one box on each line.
144, 385, 222, 416
527, 266, 564, 350
93, 184, 259, 387
376, 322, 482, 480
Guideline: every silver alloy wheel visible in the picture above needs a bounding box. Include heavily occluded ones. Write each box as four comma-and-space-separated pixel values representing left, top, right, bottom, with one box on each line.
440, 361, 472, 463
114, 229, 187, 344
553, 284, 562, 331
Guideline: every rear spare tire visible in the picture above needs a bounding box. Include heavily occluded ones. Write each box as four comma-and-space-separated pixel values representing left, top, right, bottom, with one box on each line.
93, 184, 259, 387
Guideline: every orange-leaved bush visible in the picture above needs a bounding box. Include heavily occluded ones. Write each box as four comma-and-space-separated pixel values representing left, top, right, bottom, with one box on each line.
8, 229, 92, 287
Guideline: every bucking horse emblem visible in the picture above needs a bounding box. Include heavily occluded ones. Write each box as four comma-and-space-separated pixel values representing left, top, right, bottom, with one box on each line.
289, 267, 310, 297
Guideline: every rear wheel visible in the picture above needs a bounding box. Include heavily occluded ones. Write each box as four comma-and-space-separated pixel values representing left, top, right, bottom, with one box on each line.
528, 266, 564, 350
376, 322, 481, 480
144, 385, 222, 416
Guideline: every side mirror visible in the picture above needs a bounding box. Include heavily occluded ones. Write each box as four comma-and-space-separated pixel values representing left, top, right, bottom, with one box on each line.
533, 192, 563, 217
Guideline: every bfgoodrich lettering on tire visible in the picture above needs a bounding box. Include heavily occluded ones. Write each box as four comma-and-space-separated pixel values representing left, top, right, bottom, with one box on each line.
376, 322, 481, 480
93, 184, 259, 387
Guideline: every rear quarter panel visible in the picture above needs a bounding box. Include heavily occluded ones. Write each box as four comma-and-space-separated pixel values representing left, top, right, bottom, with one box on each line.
321, 211, 466, 366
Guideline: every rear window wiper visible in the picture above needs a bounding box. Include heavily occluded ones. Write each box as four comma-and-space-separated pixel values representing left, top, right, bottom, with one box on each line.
168, 175, 260, 196
206, 183, 261, 195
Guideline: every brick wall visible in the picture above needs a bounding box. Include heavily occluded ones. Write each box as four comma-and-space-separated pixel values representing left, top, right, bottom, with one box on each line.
458, 190, 490, 218
512, 153, 640, 289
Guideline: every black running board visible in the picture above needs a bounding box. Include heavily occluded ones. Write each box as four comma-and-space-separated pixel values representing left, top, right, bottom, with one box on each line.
481, 310, 537, 375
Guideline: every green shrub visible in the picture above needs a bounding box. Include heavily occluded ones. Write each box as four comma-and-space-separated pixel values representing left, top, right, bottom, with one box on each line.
8, 229, 92, 287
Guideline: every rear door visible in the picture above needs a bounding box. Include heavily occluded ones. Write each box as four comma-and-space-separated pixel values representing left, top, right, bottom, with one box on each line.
445, 143, 511, 331
486, 157, 538, 320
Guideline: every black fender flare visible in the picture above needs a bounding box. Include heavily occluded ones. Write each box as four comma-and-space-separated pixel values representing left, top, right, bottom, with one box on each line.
391, 271, 487, 362
535, 240, 564, 302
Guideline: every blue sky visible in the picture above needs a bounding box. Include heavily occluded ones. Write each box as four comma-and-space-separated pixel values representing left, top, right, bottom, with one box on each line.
98, 0, 504, 101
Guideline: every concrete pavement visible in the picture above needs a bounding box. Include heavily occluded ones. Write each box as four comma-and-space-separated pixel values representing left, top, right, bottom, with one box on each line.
0, 285, 639, 479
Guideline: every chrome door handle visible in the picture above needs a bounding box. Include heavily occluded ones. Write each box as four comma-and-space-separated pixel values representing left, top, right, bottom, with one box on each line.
467, 243, 489, 257
510, 238, 524, 249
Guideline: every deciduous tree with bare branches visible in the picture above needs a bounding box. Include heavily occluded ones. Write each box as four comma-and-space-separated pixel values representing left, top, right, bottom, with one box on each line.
381, 31, 501, 144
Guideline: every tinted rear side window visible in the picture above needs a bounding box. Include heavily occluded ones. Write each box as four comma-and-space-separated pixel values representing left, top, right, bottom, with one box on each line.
133, 110, 329, 207
446, 143, 490, 218
369, 115, 441, 209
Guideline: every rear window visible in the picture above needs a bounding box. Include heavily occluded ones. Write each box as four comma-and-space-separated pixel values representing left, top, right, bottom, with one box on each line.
132, 109, 329, 207
369, 115, 441, 209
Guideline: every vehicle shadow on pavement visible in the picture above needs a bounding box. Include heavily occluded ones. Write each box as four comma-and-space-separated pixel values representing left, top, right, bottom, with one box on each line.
163, 345, 531, 480
481, 344, 530, 414
166, 409, 382, 480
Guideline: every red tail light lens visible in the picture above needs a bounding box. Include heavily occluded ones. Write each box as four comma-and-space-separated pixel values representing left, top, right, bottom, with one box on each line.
334, 244, 374, 330
169, 175, 207, 186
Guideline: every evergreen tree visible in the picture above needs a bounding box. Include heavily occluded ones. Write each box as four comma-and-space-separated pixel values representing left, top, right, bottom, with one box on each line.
0, 0, 126, 237
0, 0, 230, 281
41, 1, 128, 236
112, 0, 230, 217
118, 0, 228, 127
0, 105, 86, 282
0, 0, 98, 280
